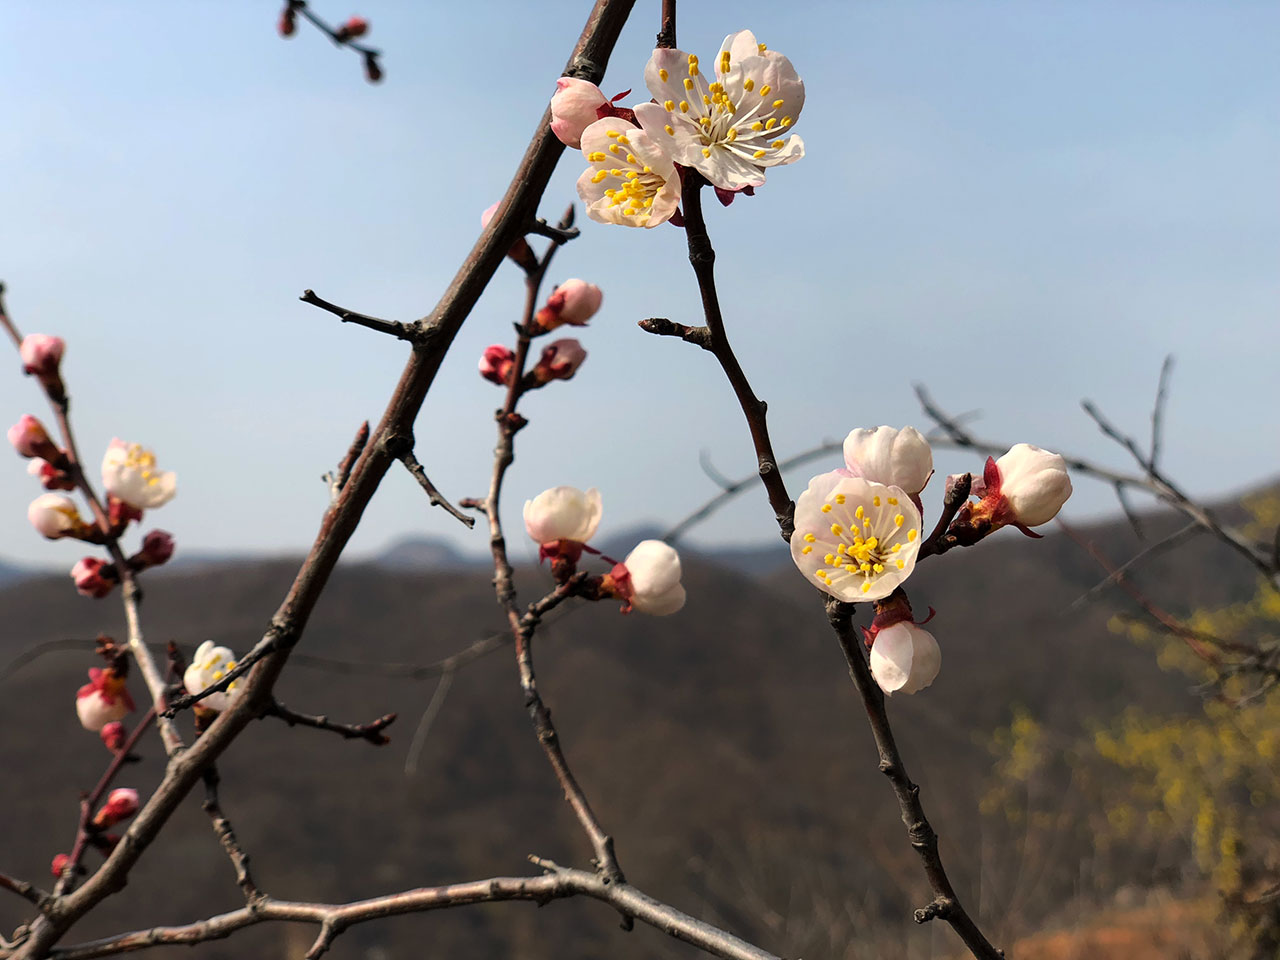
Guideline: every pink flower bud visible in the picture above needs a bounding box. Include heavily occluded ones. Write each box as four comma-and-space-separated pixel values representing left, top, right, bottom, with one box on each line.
92, 788, 139, 828
972, 444, 1072, 530
532, 338, 587, 383
72, 557, 117, 599
29, 457, 76, 490
100, 721, 127, 752
51, 854, 72, 879
869, 622, 941, 695
20, 334, 64, 378
480, 202, 500, 230
8, 415, 60, 461
479, 344, 516, 386
608, 540, 686, 615
534, 279, 603, 332
136, 530, 175, 567
28, 493, 87, 540
278, 9, 296, 36
337, 15, 369, 40
550, 78, 609, 149
76, 667, 133, 732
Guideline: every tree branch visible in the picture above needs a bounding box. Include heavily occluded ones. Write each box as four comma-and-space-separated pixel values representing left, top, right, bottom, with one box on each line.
825, 600, 1004, 959
199, 766, 260, 903
397, 449, 475, 528
299, 290, 417, 341
262, 699, 396, 746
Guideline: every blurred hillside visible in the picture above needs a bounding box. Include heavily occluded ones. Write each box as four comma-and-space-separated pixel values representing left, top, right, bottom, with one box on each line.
0, 490, 1269, 959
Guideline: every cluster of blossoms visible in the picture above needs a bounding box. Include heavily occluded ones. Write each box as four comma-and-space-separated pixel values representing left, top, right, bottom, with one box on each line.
8, 333, 178, 597
524, 485, 686, 615
791, 426, 1071, 695
550, 29, 805, 227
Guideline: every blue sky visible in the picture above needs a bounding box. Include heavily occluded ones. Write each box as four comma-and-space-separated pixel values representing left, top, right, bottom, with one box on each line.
2, 1, 1277, 570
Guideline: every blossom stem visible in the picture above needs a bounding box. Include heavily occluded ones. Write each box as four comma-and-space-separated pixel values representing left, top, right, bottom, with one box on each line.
0, 289, 183, 755
674, 174, 795, 538
917, 472, 973, 560
54, 708, 157, 898
479, 225, 627, 888
656, 0, 676, 49
825, 600, 1004, 960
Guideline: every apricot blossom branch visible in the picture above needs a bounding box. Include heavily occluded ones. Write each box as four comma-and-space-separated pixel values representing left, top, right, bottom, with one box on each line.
9, 4, 638, 956
278, 2, 382, 83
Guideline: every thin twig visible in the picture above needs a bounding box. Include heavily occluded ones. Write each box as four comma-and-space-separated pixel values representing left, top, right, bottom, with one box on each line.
398, 449, 475, 528
0, 874, 50, 913
263, 699, 396, 746
1064, 521, 1201, 612
1149, 354, 1174, 471
200, 766, 260, 903
299, 290, 417, 341
670, 173, 795, 538
826, 600, 1004, 959
324, 421, 370, 504
403, 668, 456, 776
285, 1, 382, 83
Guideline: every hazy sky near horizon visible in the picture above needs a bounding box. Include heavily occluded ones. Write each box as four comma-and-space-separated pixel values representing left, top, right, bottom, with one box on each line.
2, 1, 1277, 571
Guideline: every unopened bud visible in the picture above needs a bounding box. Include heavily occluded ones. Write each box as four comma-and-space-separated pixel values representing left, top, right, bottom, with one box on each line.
51, 854, 72, 879
108, 495, 143, 532
92, 788, 139, 829
337, 15, 369, 40
28, 493, 89, 540
72, 557, 118, 599
533, 279, 602, 332
479, 344, 516, 386
531, 338, 587, 384
100, 720, 127, 752
19, 334, 66, 398
278, 7, 296, 36
8, 415, 61, 461
136, 530, 175, 568
29, 458, 76, 491
550, 78, 609, 149
363, 52, 382, 83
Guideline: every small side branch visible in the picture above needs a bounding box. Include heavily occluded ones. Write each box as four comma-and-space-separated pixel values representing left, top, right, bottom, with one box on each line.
299, 290, 418, 342
0, 872, 50, 912
283, 1, 383, 83
1148, 354, 1173, 471
825, 600, 1004, 959
638, 317, 713, 350
398, 450, 476, 528
200, 766, 260, 903
324, 421, 370, 504
263, 699, 396, 746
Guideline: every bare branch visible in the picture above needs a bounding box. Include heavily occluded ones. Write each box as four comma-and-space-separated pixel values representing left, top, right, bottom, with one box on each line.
200, 766, 260, 903
637, 317, 713, 350
263, 699, 396, 746
825, 600, 1004, 959
299, 290, 417, 342
397, 449, 475, 528
403, 668, 456, 776
46, 864, 781, 960
0, 873, 50, 913
1149, 354, 1174, 471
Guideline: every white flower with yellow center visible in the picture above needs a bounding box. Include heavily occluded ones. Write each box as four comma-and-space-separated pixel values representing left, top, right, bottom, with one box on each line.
101, 438, 176, 510
183, 641, 244, 713
790, 472, 922, 602
576, 117, 682, 228
635, 29, 804, 191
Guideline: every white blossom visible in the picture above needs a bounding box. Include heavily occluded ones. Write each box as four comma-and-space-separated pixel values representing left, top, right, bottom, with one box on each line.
523, 486, 602, 546
636, 29, 804, 191
183, 641, 244, 713
621, 540, 686, 615
842, 426, 933, 496
869, 622, 941, 695
28, 493, 86, 540
989, 444, 1072, 527
577, 118, 682, 228
790, 472, 921, 601
101, 439, 176, 510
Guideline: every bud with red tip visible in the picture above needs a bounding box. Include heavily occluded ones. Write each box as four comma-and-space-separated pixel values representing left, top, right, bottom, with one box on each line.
533, 279, 602, 333
278, 7, 296, 36
29, 458, 75, 491
967, 444, 1072, 534
51, 854, 72, 879
8, 415, 61, 461
337, 15, 368, 40
530, 338, 587, 384
19, 334, 66, 398
72, 558, 117, 599
133, 530, 175, 569
602, 540, 686, 615
92, 788, 139, 829
479, 345, 516, 386
100, 721, 127, 752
